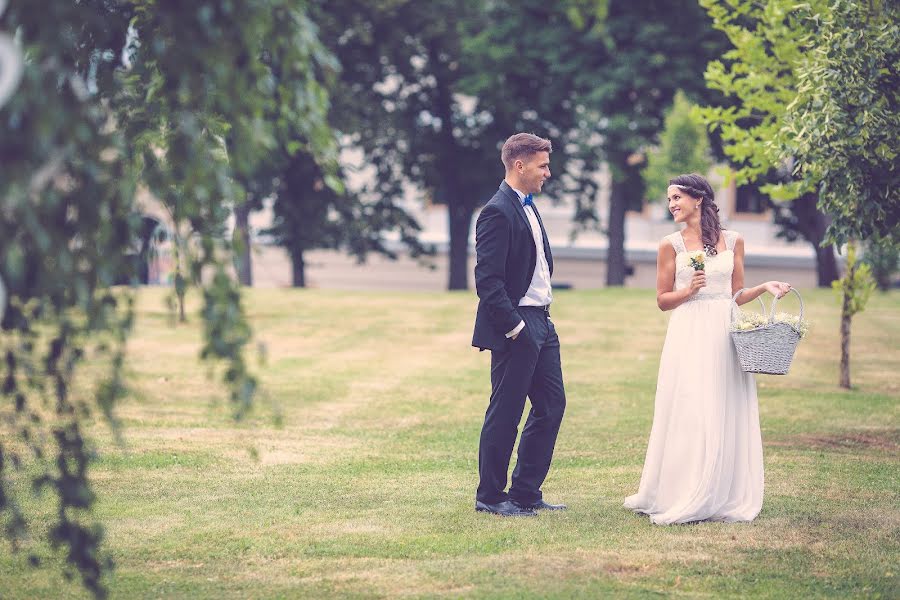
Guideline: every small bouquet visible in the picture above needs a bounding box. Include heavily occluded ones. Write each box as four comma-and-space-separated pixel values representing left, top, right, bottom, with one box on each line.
687, 250, 705, 271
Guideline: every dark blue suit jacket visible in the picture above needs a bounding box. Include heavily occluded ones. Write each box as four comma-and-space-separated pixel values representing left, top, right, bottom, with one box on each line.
472, 181, 553, 351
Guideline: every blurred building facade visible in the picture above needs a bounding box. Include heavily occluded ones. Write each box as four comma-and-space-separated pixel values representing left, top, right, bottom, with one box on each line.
132, 161, 820, 290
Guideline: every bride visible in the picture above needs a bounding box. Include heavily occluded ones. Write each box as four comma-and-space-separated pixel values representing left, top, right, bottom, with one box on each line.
623, 173, 791, 525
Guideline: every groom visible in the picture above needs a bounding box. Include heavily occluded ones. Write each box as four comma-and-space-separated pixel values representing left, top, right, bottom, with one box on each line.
471, 133, 567, 517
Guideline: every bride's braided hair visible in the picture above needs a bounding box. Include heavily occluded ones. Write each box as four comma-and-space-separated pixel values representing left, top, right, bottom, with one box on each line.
669, 173, 723, 256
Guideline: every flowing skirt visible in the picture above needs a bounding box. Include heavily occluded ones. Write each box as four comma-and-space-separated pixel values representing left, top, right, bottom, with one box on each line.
623, 297, 763, 525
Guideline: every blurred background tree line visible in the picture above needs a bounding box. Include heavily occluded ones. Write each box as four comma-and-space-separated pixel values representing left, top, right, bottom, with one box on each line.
0, 0, 896, 596
252, 0, 897, 292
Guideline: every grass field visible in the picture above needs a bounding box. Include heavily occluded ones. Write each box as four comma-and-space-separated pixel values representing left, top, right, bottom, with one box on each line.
2, 287, 898, 598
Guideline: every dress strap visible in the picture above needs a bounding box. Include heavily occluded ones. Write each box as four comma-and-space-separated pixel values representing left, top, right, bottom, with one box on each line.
724, 230, 739, 252
665, 231, 686, 254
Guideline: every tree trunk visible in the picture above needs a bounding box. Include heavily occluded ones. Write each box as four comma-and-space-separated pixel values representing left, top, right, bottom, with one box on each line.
447, 202, 474, 290
291, 250, 306, 288
815, 242, 839, 288
807, 199, 839, 286
428, 46, 471, 291
789, 194, 839, 286
233, 201, 253, 286
839, 291, 852, 389
178, 293, 186, 323
606, 175, 629, 286
175, 271, 187, 324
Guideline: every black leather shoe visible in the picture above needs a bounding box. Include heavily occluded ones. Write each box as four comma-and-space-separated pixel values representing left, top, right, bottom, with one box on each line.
512, 499, 567, 511
475, 500, 538, 517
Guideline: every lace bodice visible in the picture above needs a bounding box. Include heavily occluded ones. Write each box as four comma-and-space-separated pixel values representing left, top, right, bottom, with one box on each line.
665, 230, 739, 301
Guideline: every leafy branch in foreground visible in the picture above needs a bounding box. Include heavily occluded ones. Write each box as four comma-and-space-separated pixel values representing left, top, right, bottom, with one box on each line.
779, 0, 900, 248
1, 1, 336, 596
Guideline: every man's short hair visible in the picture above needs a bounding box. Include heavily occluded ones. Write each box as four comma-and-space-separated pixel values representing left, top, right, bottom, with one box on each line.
501, 133, 552, 171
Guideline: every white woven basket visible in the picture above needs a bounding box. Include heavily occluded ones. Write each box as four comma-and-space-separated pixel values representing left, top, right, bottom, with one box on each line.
730, 288, 804, 375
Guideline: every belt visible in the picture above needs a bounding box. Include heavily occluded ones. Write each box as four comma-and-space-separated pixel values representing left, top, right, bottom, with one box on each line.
522, 304, 551, 314
683, 292, 732, 303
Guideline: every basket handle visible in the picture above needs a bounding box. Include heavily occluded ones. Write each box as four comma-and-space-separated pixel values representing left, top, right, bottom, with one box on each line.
731, 288, 766, 322
768, 287, 804, 323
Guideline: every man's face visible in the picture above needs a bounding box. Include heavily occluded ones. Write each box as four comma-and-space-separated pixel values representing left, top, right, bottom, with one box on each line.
516, 151, 551, 195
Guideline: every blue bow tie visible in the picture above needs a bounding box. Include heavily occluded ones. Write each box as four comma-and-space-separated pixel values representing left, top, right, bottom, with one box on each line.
523, 194, 534, 207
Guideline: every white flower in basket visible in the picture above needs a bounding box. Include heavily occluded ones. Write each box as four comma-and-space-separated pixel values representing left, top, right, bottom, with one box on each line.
730, 288, 808, 375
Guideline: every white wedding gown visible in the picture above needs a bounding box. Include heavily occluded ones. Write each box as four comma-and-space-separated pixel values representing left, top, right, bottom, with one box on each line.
623, 229, 763, 524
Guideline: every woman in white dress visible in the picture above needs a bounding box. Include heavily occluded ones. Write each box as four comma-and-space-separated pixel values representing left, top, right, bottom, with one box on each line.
624, 173, 792, 525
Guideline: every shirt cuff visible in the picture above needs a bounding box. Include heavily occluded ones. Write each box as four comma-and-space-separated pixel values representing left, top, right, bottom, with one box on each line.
506, 320, 525, 338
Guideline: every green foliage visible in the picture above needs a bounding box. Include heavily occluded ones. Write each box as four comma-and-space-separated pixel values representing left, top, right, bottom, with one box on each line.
265, 153, 428, 286
698, 0, 898, 256
864, 238, 900, 292
254, 5, 428, 284
119, 0, 343, 397
266, 155, 344, 263
459, 0, 612, 225
260, 2, 340, 177
696, 0, 825, 200
1, 0, 337, 596
577, 0, 728, 284
833, 241, 877, 389
780, 0, 900, 248
833, 243, 876, 318
0, 2, 136, 596
579, 0, 725, 168
565, 0, 609, 30
642, 90, 712, 203
695, 0, 845, 288
702, 0, 896, 383
200, 269, 256, 415
311, 0, 507, 289
319, 0, 725, 287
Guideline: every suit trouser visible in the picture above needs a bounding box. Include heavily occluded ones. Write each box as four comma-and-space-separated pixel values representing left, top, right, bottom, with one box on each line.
476, 306, 566, 505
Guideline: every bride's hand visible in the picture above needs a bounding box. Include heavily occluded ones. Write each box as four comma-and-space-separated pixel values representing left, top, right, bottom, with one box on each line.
688, 271, 707, 296
764, 281, 792, 299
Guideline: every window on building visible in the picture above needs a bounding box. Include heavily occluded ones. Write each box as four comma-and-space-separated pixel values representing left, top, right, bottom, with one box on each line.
735, 183, 769, 214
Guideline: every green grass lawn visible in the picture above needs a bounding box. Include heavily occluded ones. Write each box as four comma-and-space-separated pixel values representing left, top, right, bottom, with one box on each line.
2, 287, 899, 598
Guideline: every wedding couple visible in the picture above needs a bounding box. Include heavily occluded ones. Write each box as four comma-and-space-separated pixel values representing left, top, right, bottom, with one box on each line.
471, 133, 792, 522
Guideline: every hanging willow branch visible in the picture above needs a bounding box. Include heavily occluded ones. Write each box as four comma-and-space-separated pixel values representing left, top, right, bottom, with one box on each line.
1, 1, 338, 596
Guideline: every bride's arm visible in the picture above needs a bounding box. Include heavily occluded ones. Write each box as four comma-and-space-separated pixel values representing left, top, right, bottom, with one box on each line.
656, 240, 704, 311
731, 234, 792, 304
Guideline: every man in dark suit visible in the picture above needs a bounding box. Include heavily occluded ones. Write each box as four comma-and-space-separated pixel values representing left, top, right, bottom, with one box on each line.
472, 133, 567, 517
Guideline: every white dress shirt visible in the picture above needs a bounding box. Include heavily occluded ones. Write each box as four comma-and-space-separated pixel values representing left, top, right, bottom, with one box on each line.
506, 184, 553, 338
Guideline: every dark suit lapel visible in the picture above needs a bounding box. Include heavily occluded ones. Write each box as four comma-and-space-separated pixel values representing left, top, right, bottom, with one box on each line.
530, 203, 554, 273
499, 180, 531, 230
498, 180, 554, 274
